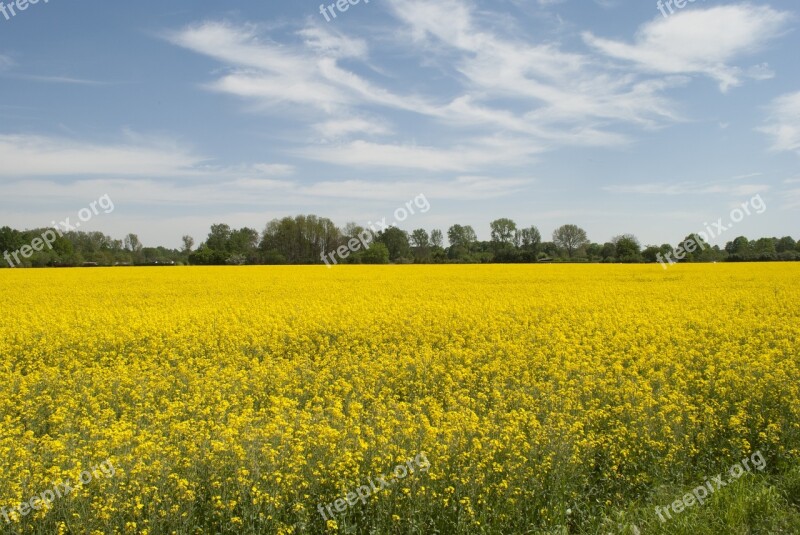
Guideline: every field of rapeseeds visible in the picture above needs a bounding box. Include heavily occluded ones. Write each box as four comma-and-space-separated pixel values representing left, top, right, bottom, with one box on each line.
0, 264, 799, 534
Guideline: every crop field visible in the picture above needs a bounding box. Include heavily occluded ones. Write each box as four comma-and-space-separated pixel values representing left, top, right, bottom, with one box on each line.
1, 264, 799, 534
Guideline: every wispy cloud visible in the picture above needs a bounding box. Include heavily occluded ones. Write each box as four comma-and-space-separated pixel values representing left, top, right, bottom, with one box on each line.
1, 73, 111, 85
759, 91, 800, 154
583, 4, 791, 92
387, 0, 683, 128
313, 117, 392, 140
604, 179, 770, 197
0, 134, 206, 177
167, 1, 734, 174
298, 137, 543, 172
302, 175, 532, 201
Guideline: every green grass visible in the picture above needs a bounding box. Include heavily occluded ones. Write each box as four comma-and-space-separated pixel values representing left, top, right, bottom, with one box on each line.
560, 465, 800, 535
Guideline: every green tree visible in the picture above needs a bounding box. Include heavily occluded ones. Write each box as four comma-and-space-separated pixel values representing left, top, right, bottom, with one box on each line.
124, 233, 142, 252
229, 227, 259, 262
377, 227, 411, 262
410, 229, 431, 262
489, 218, 517, 247
260, 215, 340, 264
517, 226, 542, 254
205, 224, 232, 252
725, 236, 753, 261
552, 224, 589, 258
675, 234, 710, 262
361, 242, 390, 264
181, 235, 194, 254
612, 234, 642, 262
447, 225, 477, 260
600, 242, 616, 261
752, 237, 777, 260
430, 229, 444, 248
410, 229, 430, 248
775, 236, 796, 252
0, 226, 24, 267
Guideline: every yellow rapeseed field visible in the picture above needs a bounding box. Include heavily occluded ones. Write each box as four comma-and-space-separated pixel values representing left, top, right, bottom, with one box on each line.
0, 264, 798, 534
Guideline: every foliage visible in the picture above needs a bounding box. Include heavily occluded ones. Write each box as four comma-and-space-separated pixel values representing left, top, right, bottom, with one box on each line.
553, 224, 590, 258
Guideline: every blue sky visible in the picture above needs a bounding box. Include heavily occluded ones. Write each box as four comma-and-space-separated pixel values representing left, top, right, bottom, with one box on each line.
0, 0, 798, 248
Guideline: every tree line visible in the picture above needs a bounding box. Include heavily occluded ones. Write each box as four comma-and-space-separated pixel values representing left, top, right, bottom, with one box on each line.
2, 216, 798, 268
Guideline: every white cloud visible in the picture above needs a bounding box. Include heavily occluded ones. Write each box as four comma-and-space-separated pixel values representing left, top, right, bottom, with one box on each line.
302, 175, 531, 200
297, 26, 368, 59
0, 134, 205, 177
0, 134, 297, 181
759, 91, 800, 154
1, 172, 529, 209
250, 163, 295, 176
604, 181, 770, 197
164, 2, 793, 179
168, 21, 429, 115
2, 73, 109, 85
298, 137, 542, 172
746, 63, 775, 81
313, 118, 392, 140
386, 0, 683, 129
583, 4, 790, 92
166, 2, 703, 170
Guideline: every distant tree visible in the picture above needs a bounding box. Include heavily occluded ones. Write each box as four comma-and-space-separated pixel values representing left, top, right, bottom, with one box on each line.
226, 253, 247, 266
181, 235, 194, 254
752, 237, 777, 260
205, 224, 232, 252
377, 227, 411, 262
189, 244, 226, 265
410, 229, 430, 248
641, 245, 661, 263
447, 225, 478, 261
430, 229, 444, 248
447, 225, 477, 250
230, 227, 259, 250
612, 234, 642, 262
540, 241, 559, 259
490, 218, 517, 247
343, 222, 363, 238
552, 224, 589, 258
409, 229, 431, 262
725, 236, 753, 261
229, 227, 260, 262
600, 242, 616, 261
585, 242, 603, 261
675, 234, 710, 262
260, 215, 340, 264
361, 242, 390, 264
0, 226, 24, 267
517, 226, 541, 251
776, 236, 797, 253
124, 233, 143, 252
